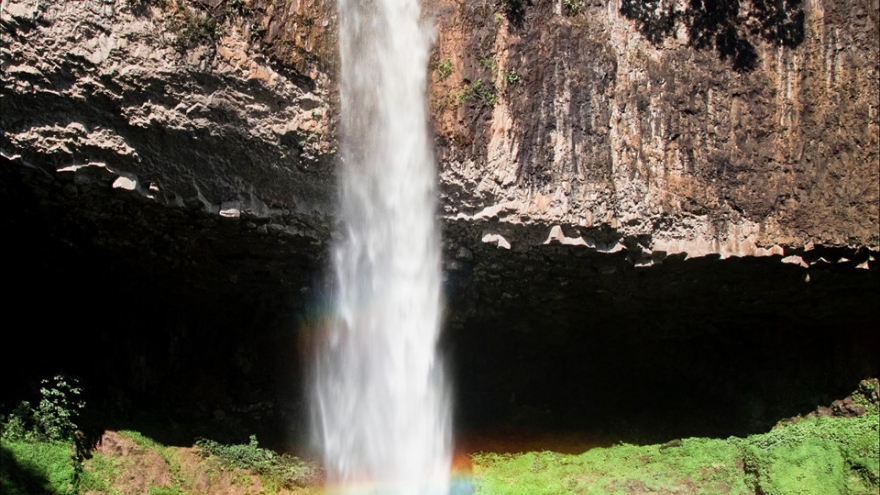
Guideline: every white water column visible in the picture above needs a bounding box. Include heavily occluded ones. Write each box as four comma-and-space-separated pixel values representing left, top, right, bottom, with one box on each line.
313, 0, 451, 491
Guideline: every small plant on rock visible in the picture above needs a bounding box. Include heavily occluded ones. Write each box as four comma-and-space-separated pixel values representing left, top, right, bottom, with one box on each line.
436, 58, 453, 80
480, 55, 497, 75
459, 79, 498, 107
250, 22, 267, 40
564, 0, 585, 14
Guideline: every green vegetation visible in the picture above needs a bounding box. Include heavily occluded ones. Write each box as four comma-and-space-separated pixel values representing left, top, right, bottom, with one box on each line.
5, 378, 876, 494
471, 404, 880, 494
564, 0, 585, 14
249, 22, 267, 41
145, 0, 223, 48
172, 10, 222, 47
436, 58, 454, 80
225, 0, 249, 16
503, 69, 520, 85
195, 434, 319, 489
1, 440, 79, 495
480, 56, 497, 75
1, 376, 87, 494
459, 79, 497, 107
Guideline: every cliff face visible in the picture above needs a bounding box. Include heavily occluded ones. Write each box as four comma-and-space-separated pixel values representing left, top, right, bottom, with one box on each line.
3, 0, 877, 256
430, 0, 879, 255
1, 0, 336, 222
1, 0, 878, 441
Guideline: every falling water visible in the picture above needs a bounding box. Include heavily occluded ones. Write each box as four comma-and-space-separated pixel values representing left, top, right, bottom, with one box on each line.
312, 0, 451, 491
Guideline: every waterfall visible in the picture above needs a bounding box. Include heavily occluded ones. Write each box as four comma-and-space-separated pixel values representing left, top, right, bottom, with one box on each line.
312, 0, 451, 491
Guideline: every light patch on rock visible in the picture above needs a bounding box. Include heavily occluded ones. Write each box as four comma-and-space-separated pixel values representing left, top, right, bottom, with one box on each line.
781, 255, 808, 268
544, 225, 588, 246
473, 203, 510, 221
112, 176, 138, 191
652, 216, 784, 259
482, 233, 511, 250
219, 201, 242, 218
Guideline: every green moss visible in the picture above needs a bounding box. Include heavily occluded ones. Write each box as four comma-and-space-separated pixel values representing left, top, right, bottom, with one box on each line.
1, 440, 77, 495
746, 409, 880, 494
472, 409, 879, 495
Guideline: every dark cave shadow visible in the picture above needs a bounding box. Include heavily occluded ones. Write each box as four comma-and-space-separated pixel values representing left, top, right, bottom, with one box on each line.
0, 446, 61, 495
620, 0, 805, 72
446, 249, 879, 447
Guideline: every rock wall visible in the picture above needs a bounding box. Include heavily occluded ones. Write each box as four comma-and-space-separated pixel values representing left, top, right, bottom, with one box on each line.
2, 0, 878, 441
430, 0, 879, 257
2, 0, 877, 258
1, 0, 336, 224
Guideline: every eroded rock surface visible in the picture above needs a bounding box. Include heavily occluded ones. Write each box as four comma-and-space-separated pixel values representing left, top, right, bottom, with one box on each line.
430, 0, 879, 256
1, 0, 336, 222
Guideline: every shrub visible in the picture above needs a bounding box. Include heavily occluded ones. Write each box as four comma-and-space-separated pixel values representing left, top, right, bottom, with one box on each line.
1, 375, 85, 444
36, 376, 85, 442
0, 375, 87, 494
459, 79, 497, 107
436, 58, 454, 80
195, 435, 319, 488
480, 56, 497, 74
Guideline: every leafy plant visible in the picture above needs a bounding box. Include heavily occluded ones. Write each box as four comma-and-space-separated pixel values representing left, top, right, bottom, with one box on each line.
503, 69, 520, 85
459, 79, 497, 107
0, 375, 88, 493
436, 58, 453, 80
249, 22, 267, 40
480, 56, 497, 74
36, 376, 85, 442
195, 435, 319, 488
2, 375, 85, 444
564, 0, 584, 14
169, 7, 222, 47
1, 402, 36, 443
225, 0, 248, 16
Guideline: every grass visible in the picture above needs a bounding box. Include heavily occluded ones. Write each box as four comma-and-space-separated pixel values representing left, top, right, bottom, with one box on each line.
471, 407, 880, 494
3, 412, 877, 494
1, 440, 78, 495
4, 379, 877, 494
